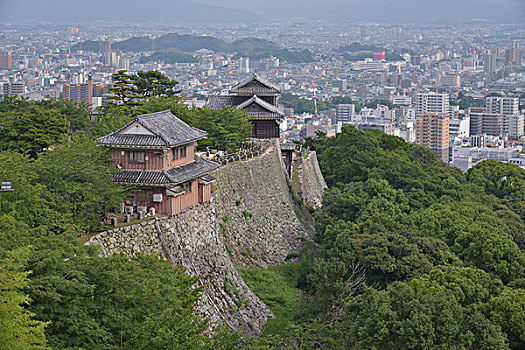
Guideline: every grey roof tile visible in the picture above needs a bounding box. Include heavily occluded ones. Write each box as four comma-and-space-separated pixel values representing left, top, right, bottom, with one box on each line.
111, 155, 219, 185
205, 95, 246, 110
230, 73, 281, 94
97, 110, 207, 147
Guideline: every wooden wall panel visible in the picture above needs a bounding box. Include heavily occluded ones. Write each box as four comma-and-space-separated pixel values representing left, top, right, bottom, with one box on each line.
111, 148, 165, 170
165, 143, 196, 169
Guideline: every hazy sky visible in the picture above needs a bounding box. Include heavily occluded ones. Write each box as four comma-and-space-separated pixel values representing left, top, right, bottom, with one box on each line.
1, 0, 524, 23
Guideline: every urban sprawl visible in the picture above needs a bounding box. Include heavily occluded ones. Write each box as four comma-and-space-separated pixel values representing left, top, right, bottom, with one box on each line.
1, 21, 524, 171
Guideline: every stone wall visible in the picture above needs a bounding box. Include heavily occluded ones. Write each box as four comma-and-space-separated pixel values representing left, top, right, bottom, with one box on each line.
211, 143, 313, 269
297, 151, 327, 209
86, 143, 326, 333
86, 201, 273, 334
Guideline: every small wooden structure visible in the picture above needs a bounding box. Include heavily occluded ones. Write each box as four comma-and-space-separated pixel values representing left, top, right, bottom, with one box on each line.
97, 110, 219, 216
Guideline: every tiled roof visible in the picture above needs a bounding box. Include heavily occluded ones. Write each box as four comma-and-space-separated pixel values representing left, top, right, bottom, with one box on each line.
97, 134, 166, 147
111, 155, 219, 185
205, 95, 284, 120
236, 95, 284, 115
165, 156, 219, 184
205, 95, 246, 110
236, 95, 285, 120
230, 73, 281, 94
97, 110, 207, 147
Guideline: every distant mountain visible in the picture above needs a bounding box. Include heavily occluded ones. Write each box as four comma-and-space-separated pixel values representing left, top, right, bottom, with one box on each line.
0, 0, 259, 23
72, 35, 279, 54
140, 49, 198, 64
115, 34, 230, 53
71, 34, 316, 63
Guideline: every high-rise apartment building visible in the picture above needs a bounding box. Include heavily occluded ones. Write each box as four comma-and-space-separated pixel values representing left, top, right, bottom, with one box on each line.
415, 92, 450, 115
415, 113, 449, 163
486, 96, 520, 115
238, 57, 250, 73
505, 40, 521, 65
92, 83, 112, 97
503, 114, 525, 139
336, 104, 355, 125
62, 78, 93, 106
0, 54, 12, 69
99, 40, 112, 53
2, 82, 26, 95
484, 52, 497, 74
468, 108, 502, 137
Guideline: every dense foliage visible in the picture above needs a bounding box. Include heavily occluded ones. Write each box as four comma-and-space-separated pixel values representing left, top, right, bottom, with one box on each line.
0, 93, 251, 348
239, 126, 525, 349
140, 48, 199, 64
71, 34, 313, 62
451, 93, 486, 109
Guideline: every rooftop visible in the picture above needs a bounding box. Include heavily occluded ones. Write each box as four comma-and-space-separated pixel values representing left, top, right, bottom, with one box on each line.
111, 155, 220, 186
97, 110, 208, 148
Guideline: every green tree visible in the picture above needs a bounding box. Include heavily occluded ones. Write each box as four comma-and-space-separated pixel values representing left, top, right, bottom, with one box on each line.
452, 228, 525, 284
108, 70, 144, 108
0, 106, 69, 158
484, 288, 525, 350
134, 70, 182, 98
338, 282, 508, 350
0, 245, 49, 350
0, 151, 64, 229
411, 266, 504, 306
0, 95, 91, 133
34, 136, 127, 230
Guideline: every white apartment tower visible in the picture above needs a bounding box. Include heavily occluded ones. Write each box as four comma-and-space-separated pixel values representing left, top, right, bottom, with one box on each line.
416, 92, 450, 115
336, 104, 355, 125
503, 114, 525, 139
486, 96, 519, 116
238, 57, 250, 74
485, 96, 523, 139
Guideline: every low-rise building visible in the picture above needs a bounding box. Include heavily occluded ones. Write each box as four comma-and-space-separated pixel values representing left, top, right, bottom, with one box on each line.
97, 110, 219, 216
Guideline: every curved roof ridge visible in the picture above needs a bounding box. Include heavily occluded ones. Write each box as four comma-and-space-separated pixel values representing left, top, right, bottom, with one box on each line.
97, 109, 208, 147
229, 73, 281, 94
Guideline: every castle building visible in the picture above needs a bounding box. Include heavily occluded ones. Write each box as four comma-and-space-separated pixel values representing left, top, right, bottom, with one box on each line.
97, 110, 219, 216
206, 73, 285, 139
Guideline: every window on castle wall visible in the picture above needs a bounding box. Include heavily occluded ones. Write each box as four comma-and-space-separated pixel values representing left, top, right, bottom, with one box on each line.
136, 190, 153, 202
172, 148, 178, 160
183, 181, 192, 192
129, 151, 145, 163
180, 145, 187, 158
